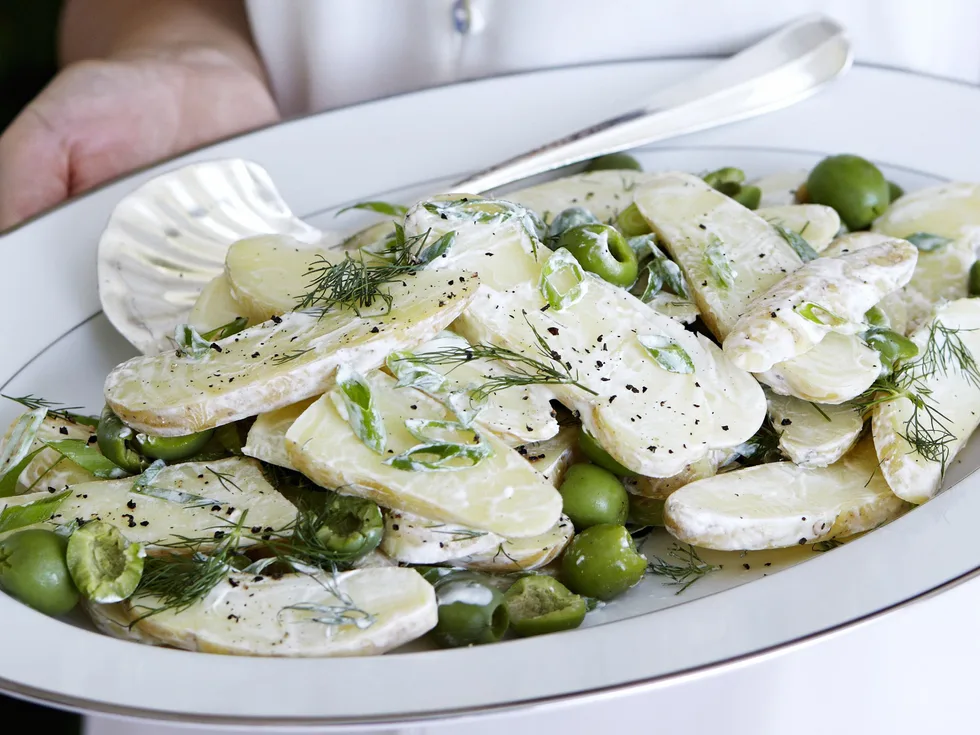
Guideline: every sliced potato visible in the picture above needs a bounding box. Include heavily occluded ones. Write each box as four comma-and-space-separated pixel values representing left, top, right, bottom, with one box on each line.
286, 371, 562, 538
188, 274, 248, 334
403, 196, 543, 290
664, 437, 909, 550
456, 276, 716, 477
380, 509, 502, 564
457, 514, 574, 572
873, 182, 980, 240
694, 336, 767, 449
624, 452, 722, 500
750, 169, 807, 207
767, 393, 864, 468
394, 331, 559, 447
503, 170, 655, 224
723, 240, 917, 373
242, 398, 317, 470
83, 599, 164, 646
0, 457, 297, 551
757, 204, 841, 252
646, 292, 700, 324
107, 567, 436, 657
225, 235, 327, 322
0, 414, 98, 494
821, 231, 895, 258
105, 267, 478, 435
760, 332, 882, 404
873, 298, 980, 503
514, 425, 581, 487
634, 172, 804, 339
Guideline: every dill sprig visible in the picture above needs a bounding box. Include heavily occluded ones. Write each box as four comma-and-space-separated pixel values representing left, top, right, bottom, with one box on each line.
294, 225, 450, 317
279, 570, 375, 630
271, 348, 313, 366
423, 524, 488, 541
132, 515, 247, 621
391, 312, 597, 402
856, 322, 980, 472
2, 394, 98, 427
648, 543, 719, 595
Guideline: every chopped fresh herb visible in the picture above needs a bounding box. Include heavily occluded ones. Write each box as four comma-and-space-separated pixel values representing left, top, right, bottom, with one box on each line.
648, 543, 719, 594
637, 334, 695, 374
771, 221, 819, 262
201, 317, 248, 341
905, 232, 952, 252
172, 324, 212, 360
44, 439, 128, 479
335, 201, 408, 218
704, 235, 737, 290
0, 489, 71, 534
334, 365, 387, 454
796, 302, 848, 327
2, 395, 98, 427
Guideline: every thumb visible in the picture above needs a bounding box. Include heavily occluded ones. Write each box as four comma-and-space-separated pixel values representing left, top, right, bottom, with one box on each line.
0, 106, 70, 231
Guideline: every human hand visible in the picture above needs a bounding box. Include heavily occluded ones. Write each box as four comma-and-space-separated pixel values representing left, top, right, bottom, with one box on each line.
0, 46, 279, 229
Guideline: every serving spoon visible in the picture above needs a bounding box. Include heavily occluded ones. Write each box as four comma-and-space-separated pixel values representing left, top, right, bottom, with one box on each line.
452, 13, 851, 193
97, 14, 851, 355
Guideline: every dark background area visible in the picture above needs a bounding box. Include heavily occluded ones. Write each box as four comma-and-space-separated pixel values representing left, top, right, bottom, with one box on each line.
1, 1, 82, 731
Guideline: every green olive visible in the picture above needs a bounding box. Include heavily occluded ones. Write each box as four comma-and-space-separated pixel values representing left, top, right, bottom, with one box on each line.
66, 521, 144, 603
578, 427, 637, 477
615, 203, 652, 237
504, 575, 586, 637
627, 495, 665, 527
864, 327, 919, 374
310, 492, 384, 561
547, 207, 600, 247
430, 572, 510, 647
559, 464, 629, 530
970, 261, 980, 298
584, 152, 642, 172
0, 530, 78, 616
560, 524, 647, 600
806, 154, 890, 231
96, 406, 145, 474
732, 184, 761, 210
558, 224, 638, 288
703, 167, 745, 196
888, 181, 904, 202
133, 428, 215, 461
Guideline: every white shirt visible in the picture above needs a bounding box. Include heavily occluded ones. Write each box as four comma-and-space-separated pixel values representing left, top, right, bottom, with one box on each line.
247, 0, 980, 117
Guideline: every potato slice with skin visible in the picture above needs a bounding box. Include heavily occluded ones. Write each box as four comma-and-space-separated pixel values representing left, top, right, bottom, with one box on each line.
634, 172, 805, 339
106, 567, 437, 657
514, 425, 581, 488
0, 414, 98, 494
188, 274, 248, 335
403, 196, 544, 290
760, 332, 882, 405
104, 267, 478, 435
664, 437, 909, 551
722, 240, 917, 373
455, 278, 714, 477
225, 235, 326, 322
873, 299, 980, 503
694, 336, 767, 449
242, 398, 317, 470
624, 452, 723, 500
757, 204, 841, 252
395, 331, 559, 447
503, 170, 655, 224
0, 457, 297, 551
824, 231, 974, 335
750, 169, 807, 208
380, 509, 502, 564
286, 371, 562, 538
767, 393, 864, 468
457, 514, 574, 572
873, 182, 980, 240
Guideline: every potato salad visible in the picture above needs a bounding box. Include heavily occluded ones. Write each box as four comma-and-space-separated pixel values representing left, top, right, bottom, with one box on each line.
2, 151, 980, 657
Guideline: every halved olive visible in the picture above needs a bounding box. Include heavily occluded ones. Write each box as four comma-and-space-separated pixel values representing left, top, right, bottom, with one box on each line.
429, 571, 509, 647
732, 184, 761, 210
584, 152, 642, 172
558, 224, 638, 288
547, 207, 600, 246
504, 575, 586, 637
313, 492, 384, 560
66, 521, 144, 603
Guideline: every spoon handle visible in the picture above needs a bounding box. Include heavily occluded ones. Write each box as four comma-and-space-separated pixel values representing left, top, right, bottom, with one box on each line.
451, 14, 851, 194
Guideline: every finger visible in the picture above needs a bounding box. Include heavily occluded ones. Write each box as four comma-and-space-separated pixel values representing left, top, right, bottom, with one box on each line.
0, 106, 70, 230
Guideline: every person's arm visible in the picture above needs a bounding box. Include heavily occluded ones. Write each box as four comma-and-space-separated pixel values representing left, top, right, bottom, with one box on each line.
0, 0, 279, 230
